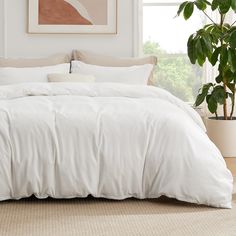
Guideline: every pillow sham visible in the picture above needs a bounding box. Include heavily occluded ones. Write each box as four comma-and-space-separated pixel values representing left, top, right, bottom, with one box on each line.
0, 63, 70, 85
72, 50, 157, 84
0, 53, 71, 68
48, 73, 95, 83
71, 61, 153, 85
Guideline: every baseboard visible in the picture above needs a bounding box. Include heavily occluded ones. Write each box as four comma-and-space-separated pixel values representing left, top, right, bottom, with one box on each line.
224, 158, 236, 177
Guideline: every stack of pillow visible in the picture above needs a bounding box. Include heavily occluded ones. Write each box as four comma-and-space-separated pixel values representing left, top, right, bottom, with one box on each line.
0, 51, 157, 86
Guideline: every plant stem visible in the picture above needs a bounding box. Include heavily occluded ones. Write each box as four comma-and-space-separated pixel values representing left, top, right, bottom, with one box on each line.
220, 13, 228, 120
222, 14, 226, 24
223, 82, 228, 120
230, 85, 236, 120
202, 11, 217, 25
231, 20, 236, 27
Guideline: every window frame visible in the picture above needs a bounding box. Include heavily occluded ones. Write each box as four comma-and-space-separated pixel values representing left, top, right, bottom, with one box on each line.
133, 0, 214, 85
134, 0, 236, 83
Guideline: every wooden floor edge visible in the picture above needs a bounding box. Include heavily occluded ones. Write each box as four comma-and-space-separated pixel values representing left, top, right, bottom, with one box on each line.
224, 158, 236, 177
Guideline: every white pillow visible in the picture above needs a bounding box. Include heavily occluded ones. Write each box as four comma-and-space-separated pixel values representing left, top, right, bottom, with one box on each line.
0, 63, 70, 85
71, 61, 153, 85
48, 73, 95, 83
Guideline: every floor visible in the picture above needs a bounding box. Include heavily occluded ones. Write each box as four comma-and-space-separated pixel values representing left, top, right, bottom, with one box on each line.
0, 180, 235, 236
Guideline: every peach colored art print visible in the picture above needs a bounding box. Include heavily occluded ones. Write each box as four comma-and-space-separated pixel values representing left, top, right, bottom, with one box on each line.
28, 0, 117, 34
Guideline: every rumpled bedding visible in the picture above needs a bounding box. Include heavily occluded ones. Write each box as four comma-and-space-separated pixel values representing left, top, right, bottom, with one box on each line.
0, 83, 233, 208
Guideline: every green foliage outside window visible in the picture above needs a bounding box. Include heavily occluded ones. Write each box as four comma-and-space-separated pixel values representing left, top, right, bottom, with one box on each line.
143, 41, 202, 102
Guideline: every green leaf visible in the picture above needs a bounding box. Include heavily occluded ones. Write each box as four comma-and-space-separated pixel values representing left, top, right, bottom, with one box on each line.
229, 26, 236, 34
197, 57, 206, 66
194, 0, 207, 10
211, 26, 222, 43
184, 2, 194, 20
210, 47, 221, 66
219, 0, 231, 13
204, 24, 215, 33
218, 63, 224, 74
215, 74, 223, 83
195, 93, 206, 106
211, 0, 219, 10
195, 38, 206, 66
229, 31, 236, 49
232, 0, 236, 12
206, 94, 211, 103
225, 69, 234, 82
200, 38, 210, 60
195, 83, 213, 106
220, 47, 228, 67
201, 0, 211, 5
223, 23, 231, 30
208, 96, 218, 113
202, 34, 213, 59
228, 49, 236, 73
177, 1, 189, 16
187, 34, 197, 64
202, 34, 213, 51
226, 76, 234, 83
212, 86, 226, 105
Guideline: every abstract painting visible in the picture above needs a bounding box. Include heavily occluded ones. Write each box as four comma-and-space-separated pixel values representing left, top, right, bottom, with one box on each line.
28, 0, 117, 34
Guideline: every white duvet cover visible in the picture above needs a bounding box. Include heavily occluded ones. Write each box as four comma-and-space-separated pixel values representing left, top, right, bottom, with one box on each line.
0, 83, 233, 208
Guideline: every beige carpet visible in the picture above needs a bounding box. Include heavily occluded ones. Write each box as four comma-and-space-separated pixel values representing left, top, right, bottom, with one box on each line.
0, 181, 235, 236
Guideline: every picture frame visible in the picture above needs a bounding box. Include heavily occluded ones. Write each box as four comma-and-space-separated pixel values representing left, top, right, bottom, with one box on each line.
28, 0, 117, 34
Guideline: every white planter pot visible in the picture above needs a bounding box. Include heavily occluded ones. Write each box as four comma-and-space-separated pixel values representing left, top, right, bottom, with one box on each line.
206, 118, 236, 158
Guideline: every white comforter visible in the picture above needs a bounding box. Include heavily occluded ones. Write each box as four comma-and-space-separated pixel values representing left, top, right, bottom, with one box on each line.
0, 83, 233, 208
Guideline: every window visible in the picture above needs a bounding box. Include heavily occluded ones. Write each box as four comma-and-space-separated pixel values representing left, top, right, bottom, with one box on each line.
142, 0, 206, 102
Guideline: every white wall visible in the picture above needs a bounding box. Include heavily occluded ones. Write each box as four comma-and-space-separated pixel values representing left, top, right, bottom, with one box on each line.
0, 0, 5, 56
0, 0, 135, 58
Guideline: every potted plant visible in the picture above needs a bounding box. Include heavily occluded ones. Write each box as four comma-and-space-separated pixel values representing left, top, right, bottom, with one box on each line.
177, 0, 236, 157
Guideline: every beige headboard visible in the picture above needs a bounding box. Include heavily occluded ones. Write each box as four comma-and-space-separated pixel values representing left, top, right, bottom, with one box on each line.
0, 53, 71, 68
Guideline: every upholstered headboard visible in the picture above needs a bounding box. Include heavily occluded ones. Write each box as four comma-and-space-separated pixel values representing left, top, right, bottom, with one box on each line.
0, 53, 71, 68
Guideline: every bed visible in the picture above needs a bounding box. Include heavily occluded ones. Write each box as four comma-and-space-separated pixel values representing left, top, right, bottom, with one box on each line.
0, 82, 233, 208
0, 51, 233, 208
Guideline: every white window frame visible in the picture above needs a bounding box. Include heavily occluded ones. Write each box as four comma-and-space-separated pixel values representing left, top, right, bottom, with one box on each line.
133, 0, 143, 57
134, 0, 187, 56
132, 0, 224, 84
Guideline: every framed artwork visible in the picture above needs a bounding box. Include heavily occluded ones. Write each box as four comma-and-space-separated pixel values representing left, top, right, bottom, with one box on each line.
28, 0, 117, 34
